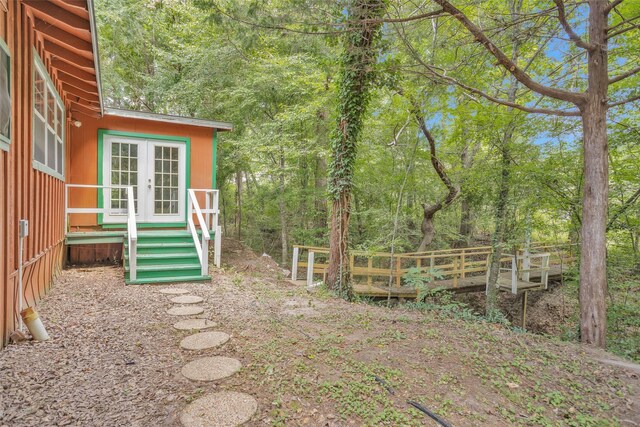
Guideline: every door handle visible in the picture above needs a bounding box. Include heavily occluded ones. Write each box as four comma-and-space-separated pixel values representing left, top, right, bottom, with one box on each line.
148, 178, 152, 189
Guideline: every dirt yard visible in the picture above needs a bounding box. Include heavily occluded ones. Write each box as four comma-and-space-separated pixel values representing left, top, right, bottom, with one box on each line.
1, 239, 639, 426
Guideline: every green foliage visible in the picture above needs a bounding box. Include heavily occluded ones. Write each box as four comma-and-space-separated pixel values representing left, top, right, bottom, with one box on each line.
94, 0, 640, 358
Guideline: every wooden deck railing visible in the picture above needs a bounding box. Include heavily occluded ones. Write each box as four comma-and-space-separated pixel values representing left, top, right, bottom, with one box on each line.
292, 242, 577, 291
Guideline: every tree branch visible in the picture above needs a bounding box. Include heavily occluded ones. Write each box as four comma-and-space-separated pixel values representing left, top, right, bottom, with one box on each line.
606, 0, 625, 14
415, 67, 581, 116
609, 65, 640, 85
606, 22, 640, 39
553, 0, 594, 50
608, 93, 640, 108
608, 185, 640, 230
432, 0, 586, 106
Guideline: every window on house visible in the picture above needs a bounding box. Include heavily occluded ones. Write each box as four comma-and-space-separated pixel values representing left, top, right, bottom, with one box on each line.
0, 38, 10, 150
33, 54, 64, 178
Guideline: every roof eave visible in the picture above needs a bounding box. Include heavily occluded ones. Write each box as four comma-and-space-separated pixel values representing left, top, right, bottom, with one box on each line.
86, 0, 104, 116
104, 107, 234, 131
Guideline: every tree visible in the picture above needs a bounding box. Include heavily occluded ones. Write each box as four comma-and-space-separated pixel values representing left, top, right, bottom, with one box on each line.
326, 0, 387, 297
394, 0, 640, 347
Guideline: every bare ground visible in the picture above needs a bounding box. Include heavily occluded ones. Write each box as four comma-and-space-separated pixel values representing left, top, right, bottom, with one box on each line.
1, 239, 639, 426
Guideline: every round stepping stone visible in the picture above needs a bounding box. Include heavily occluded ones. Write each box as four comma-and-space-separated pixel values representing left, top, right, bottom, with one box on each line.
159, 288, 189, 295
167, 306, 204, 316
170, 295, 204, 304
173, 319, 217, 331
180, 331, 230, 350
180, 391, 257, 427
181, 357, 242, 381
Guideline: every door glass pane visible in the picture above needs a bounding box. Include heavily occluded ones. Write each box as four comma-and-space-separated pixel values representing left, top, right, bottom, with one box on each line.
110, 141, 138, 213
154, 145, 180, 215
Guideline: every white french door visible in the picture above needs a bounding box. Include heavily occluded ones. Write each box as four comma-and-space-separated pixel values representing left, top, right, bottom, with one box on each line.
103, 135, 186, 224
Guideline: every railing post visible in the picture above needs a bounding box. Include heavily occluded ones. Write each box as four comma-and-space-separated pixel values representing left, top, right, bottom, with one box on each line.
350, 254, 355, 282
396, 256, 401, 287
130, 239, 137, 281
64, 185, 69, 233
367, 257, 373, 286
292, 246, 299, 281
306, 251, 315, 286
215, 225, 222, 267
461, 250, 466, 278
202, 236, 209, 276
511, 256, 518, 294
453, 257, 458, 288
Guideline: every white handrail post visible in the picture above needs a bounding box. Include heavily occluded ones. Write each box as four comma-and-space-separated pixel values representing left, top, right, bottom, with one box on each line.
202, 235, 208, 276
215, 225, 222, 267
64, 185, 69, 233
511, 256, 517, 294
291, 246, 299, 281
306, 251, 315, 286
127, 186, 137, 282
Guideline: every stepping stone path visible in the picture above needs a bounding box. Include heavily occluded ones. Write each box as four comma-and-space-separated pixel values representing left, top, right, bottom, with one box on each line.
180, 391, 258, 427
180, 331, 230, 350
167, 306, 204, 316
160, 288, 258, 425
173, 319, 217, 331
170, 295, 204, 304
159, 288, 189, 295
182, 356, 242, 381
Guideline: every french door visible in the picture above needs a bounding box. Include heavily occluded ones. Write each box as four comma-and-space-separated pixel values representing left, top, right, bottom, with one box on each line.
103, 135, 186, 224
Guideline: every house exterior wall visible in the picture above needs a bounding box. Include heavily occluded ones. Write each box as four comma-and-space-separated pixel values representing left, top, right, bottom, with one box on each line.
67, 114, 215, 230
1, 2, 68, 347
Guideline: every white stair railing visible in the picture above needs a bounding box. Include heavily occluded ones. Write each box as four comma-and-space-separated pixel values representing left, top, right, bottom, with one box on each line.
187, 189, 221, 275
64, 184, 137, 280
126, 186, 137, 281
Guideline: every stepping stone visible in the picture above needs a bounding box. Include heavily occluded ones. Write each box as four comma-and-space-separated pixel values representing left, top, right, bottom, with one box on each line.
180, 331, 230, 351
180, 391, 257, 427
167, 306, 204, 316
182, 357, 242, 381
170, 295, 204, 304
174, 319, 217, 331
159, 288, 189, 295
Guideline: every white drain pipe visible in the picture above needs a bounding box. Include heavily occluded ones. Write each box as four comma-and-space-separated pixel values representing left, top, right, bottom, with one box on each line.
18, 219, 28, 332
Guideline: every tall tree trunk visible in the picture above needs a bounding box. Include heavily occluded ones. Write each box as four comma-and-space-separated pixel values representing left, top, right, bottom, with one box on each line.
235, 170, 242, 240
327, 0, 386, 298
279, 153, 288, 265
579, 0, 609, 346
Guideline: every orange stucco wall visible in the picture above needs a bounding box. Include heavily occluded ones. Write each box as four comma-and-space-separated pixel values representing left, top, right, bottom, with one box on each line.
68, 114, 215, 229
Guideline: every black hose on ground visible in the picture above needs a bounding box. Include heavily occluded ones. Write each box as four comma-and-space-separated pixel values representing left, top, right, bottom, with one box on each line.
407, 400, 452, 427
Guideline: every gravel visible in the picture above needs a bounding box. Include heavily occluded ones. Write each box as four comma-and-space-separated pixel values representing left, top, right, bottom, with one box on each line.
0, 267, 215, 426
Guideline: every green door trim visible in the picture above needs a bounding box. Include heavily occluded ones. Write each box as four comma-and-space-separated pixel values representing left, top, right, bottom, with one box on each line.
97, 129, 191, 228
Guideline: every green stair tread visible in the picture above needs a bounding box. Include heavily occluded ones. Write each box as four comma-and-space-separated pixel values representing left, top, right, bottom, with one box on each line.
124, 252, 198, 260
125, 263, 201, 272
126, 275, 211, 285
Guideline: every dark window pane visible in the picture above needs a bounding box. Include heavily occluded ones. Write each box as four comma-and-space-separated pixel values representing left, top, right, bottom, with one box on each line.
56, 140, 63, 174
46, 129, 56, 169
47, 87, 55, 128
0, 47, 10, 142
34, 117, 46, 163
